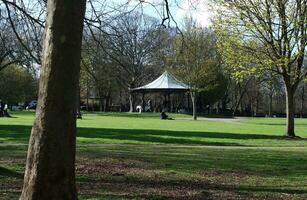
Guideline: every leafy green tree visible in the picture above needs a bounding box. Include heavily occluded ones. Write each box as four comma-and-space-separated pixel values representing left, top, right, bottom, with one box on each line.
0, 65, 37, 103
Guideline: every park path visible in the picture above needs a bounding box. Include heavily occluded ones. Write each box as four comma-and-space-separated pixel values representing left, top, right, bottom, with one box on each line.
176, 117, 242, 123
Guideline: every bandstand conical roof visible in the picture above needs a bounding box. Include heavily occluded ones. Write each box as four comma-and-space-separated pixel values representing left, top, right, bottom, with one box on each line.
131, 71, 190, 93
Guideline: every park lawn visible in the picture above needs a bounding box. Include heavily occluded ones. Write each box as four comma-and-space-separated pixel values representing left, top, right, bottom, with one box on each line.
0, 111, 307, 199
0, 111, 306, 146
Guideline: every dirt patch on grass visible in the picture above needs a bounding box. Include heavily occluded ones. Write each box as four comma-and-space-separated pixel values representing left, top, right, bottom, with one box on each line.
75, 158, 304, 200
0, 146, 306, 200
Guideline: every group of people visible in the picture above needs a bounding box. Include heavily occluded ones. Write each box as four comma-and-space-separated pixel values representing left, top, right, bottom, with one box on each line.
0, 100, 10, 117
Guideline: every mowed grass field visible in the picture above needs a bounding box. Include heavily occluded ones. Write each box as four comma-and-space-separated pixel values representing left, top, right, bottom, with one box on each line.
0, 111, 307, 199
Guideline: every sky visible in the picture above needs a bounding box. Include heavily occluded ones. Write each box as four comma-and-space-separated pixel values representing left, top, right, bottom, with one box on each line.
19, 0, 213, 28
110, 0, 214, 27
170, 0, 213, 27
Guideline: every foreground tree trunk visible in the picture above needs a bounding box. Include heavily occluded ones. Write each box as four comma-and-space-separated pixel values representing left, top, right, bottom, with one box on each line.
20, 0, 86, 199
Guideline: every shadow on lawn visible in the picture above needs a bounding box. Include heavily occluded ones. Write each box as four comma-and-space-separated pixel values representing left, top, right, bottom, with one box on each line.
0, 166, 23, 178
255, 122, 307, 127
0, 124, 288, 146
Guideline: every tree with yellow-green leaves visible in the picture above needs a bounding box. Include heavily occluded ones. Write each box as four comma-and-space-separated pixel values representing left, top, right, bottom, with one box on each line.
169, 19, 227, 120
213, 0, 307, 137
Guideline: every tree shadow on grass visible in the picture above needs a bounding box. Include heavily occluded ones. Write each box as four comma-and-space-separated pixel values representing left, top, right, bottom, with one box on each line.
0, 166, 23, 178
255, 122, 307, 127
0, 125, 32, 143
76, 127, 286, 146
0, 124, 301, 145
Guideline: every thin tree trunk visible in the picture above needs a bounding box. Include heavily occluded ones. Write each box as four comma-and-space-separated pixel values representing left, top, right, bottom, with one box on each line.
187, 94, 190, 112
256, 91, 260, 114
141, 93, 145, 112
233, 90, 246, 116
103, 93, 110, 112
129, 93, 133, 112
301, 85, 305, 118
99, 97, 104, 112
190, 91, 197, 120
76, 83, 82, 119
285, 85, 296, 137
268, 91, 273, 117
168, 92, 171, 112
232, 78, 251, 116
119, 91, 122, 112
20, 1, 86, 199
86, 76, 89, 111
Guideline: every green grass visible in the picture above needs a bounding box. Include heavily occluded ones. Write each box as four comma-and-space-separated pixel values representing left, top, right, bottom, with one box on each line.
0, 111, 306, 146
0, 111, 307, 199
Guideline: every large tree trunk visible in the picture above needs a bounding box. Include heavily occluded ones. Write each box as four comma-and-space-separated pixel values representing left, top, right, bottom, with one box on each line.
20, 1, 86, 199
285, 85, 296, 137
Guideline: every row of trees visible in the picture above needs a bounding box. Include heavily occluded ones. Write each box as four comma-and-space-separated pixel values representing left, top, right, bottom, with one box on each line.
1, 0, 306, 130
0, 0, 305, 199
1, 1, 306, 130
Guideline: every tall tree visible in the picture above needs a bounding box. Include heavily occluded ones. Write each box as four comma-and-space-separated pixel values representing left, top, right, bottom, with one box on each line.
214, 0, 307, 137
20, 0, 86, 199
169, 20, 225, 120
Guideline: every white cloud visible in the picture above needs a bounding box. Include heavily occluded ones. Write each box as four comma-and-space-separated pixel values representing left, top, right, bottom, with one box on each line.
175, 0, 213, 27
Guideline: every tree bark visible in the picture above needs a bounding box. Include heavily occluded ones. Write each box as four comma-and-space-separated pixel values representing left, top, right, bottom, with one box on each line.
285, 85, 296, 137
20, 0, 86, 199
